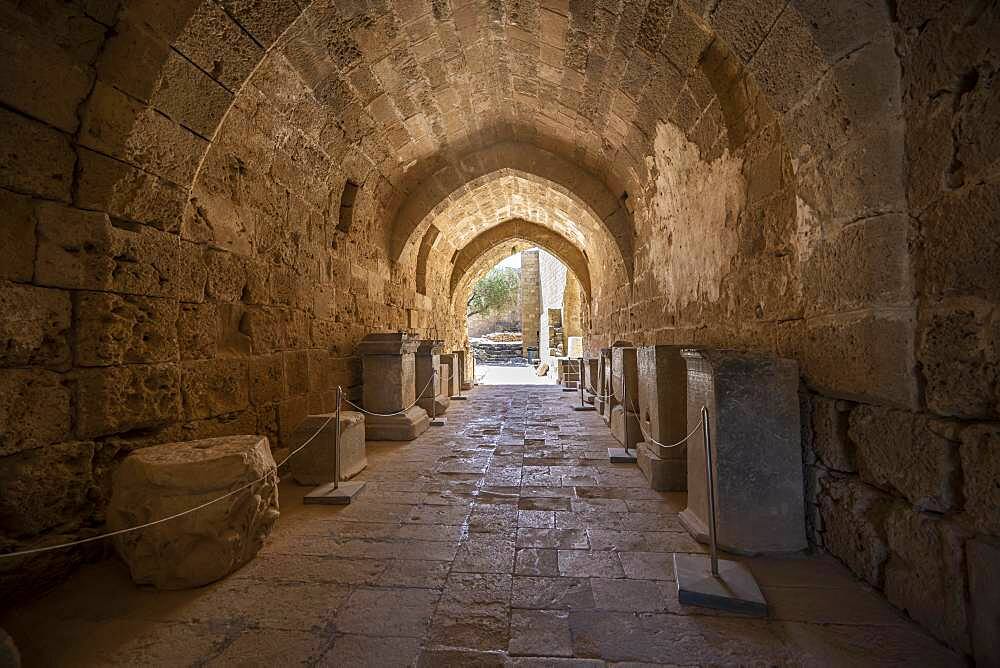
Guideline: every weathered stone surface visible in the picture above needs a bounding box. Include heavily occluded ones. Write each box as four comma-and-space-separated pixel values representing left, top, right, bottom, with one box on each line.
288, 411, 366, 485
75, 292, 179, 366
809, 396, 855, 472
610, 346, 638, 407
680, 349, 806, 554
968, 538, 1000, 667
177, 302, 219, 360
76, 364, 181, 438
173, 1, 263, 91
150, 51, 233, 137
609, 405, 641, 451
849, 406, 960, 512
0, 107, 75, 201
818, 476, 892, 588
415, 340, 449, 416
0, 188, 36, 282
884, 504, 970, 654
107, 435, 279, 589
0, 441, 95, 536
0, 5, 94, 133
785, 309, 919, 410
960, 424, 1000, 536
0, 369, 71, 457
35, 203, 180, 297
0, 282, 71, 369
249, 353, 285, 406
181, 358, 249, 420
919, 303, 1000, 419
75, 148, 187, 233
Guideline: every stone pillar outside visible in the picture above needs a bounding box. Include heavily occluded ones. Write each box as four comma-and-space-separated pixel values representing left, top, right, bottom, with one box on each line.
520, 249, 541, 358
355, 333, 429, 440
679, 349, 805, 554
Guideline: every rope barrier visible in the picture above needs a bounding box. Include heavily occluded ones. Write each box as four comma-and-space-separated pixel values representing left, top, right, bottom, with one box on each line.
626, 396, 705, 450
342, 372, 437, 417
0, 414, 338, 561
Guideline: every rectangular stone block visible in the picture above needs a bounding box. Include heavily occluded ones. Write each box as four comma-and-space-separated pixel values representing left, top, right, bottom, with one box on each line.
0, 281, 71, 369
288, 411, 367, 485
680, 349, 806, 554
0, 440, 95, 536
181, 358, 249, 420
440, 354, 457, 397
415, 340, 448, 416
960, 424, 1000, 536
610, 405, 642, 451
249, 353, 285, 406
35, 203, 180, 297
0, 106, 75, 201
0, 188, 37, 282
885, 505, 970, 654
77, 364, 181, 438
817, 476, 891, 588
611, 346, 639, 408
0, 369, 71, 456
75, 292, 179, 366
809, 395, 855, 472
357, 333, 428, 441
635, 345, 690, 490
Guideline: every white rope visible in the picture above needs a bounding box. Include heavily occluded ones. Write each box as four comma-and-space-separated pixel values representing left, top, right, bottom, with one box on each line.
0, 414, 338, 560
343, 372, 437, 416
629, 397, 705, 450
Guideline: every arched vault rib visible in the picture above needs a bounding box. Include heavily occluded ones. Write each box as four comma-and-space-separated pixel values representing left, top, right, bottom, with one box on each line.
390, 142, 633, 280
448, 219, 593, 298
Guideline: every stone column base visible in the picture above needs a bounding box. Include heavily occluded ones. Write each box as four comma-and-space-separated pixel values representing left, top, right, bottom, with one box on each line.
637, 442, 686, 491
365, 405, 430, 441
418, 393, 450, 416
610, 405, 641, 450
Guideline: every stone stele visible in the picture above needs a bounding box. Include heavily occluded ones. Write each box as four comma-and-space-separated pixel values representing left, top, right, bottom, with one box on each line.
356, 332, 429, 440
597, 347, 611, 419
107, 434, 279, 589
288, 411, 366, 485
415, 339, 449, 416
679, 349, 806, 555
583, 357, 599, 404
636, 345, 690, 491
610, 345, 641, 451
439, 353, 457, 397
453, 349, 472, 390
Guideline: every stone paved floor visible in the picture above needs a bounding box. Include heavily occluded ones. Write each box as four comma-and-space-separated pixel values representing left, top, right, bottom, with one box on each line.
2, 385, 962, 666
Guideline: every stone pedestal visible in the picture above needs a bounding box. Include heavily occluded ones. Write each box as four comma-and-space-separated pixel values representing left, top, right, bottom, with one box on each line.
289, 411, 366, 485
440, 353, 458, 397
611, 346, 640, 450
453, 349, 472, 390
108, 435, 279, 589
679, 349, 806, 555
583, 358, 599, 404
356, 333, 429, 441
415, 340, 449, 416
636, 345, 689, 491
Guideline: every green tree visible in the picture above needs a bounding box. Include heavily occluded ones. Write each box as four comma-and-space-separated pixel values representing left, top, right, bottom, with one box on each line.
467, 266, 520, 318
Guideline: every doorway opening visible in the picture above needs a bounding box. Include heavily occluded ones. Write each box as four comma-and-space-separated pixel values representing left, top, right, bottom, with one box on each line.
467, 248, 582, 385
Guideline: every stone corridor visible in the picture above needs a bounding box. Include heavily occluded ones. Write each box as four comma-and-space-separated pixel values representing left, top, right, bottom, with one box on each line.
1, 386, 961, 667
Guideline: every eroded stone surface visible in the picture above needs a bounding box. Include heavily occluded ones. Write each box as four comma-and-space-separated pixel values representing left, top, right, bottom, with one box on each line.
107, 435, 279, 589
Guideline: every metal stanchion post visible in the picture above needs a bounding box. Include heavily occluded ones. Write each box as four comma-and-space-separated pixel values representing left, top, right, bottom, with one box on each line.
305, 385, 366, 505
573, 356, 594, 412
673, 405, 766, 615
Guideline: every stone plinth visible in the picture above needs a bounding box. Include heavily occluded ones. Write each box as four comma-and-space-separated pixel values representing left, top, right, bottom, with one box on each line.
610, 346, 640, 450
415, 340, 449, 416
107, 435, 279, 589
636, 345, 690, 491
584, 358, 599, 403
440, 353, 458, 397
679, 349, 806, 555
356, 333, 429, 441
453, 349, 469, 390
288, 411, 366, 485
